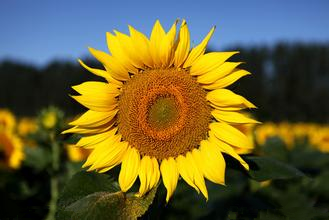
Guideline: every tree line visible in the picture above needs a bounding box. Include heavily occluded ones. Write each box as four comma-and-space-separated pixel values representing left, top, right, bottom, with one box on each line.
1, 43, 329, 122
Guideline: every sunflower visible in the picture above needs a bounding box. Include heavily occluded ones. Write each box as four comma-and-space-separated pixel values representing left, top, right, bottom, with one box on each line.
0, 109, 16, 133
18, 117, 38, 137
310, 126, 329, 153
0, 109, 24, 169
64, 20, 258, 201
41, 109, 58, 129
0, 131, 24, 169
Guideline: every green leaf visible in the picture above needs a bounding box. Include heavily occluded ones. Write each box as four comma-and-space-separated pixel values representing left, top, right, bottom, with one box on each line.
57, 171, 157, 220
123, 186, 158, 219
57, 171, 119, 211
262, 137, 289, 162
245, 156, 305, 181
64, 191, 124, 220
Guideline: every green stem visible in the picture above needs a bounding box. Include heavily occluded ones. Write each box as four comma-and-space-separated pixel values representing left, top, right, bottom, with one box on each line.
45, 176, 58, 220
45, 135, 60, 220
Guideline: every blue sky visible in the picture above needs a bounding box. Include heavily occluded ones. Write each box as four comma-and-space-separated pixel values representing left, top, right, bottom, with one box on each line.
1, 0, 329, 66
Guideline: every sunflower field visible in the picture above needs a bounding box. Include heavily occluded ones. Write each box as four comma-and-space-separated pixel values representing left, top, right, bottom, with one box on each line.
1, 20, 329, 220
1, 107, 329, 219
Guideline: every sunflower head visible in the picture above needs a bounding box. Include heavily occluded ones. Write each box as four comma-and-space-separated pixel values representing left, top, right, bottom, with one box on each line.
0, 131, 24, 169
39, 106, 64, 130
0, 109, 16, 133
118, 68, 211, 160
64, 20, 259, 202
18, 118, 38, 137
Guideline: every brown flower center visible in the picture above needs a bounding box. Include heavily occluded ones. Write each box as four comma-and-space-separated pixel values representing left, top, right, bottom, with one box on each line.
118, 68, 210, 159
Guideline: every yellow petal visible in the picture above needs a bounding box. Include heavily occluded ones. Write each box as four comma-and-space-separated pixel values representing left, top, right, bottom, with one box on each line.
209, 131, 249, 170
209, 103, 246, 112
137, 156, 160, 196
197, 62, 242, 84
78, 59, 109, 78
149, 20, 166, 67
202, 69, 251, 90
97, 141, 128, 169
71, 81, 119, 111
160, 157, 179, 202
173, 20, 190, 67
82, 134, 122, 168
69, 110, 117, 127
209, 122, 253, 149
62, 122, 114, 134
72, 81, 120, 96
187, 152, 208, 200
88, 47, 129, 81
150, 20, 166, 41
89, 139, 128, 171
176, 155, 199, 193
234, 146, 253, 155
138, 156, 150, 196
176, 153, 208, 200
190, 52, 238, 76
159, 21, 178, 68
194, 141, 226, 185
129, 25, 153, 67
183, 26, 215, 68
78, 59, 123, 87
71, 95, 117, 112
81, 130, 117, 150
98, 167, 112, 173
119, 147, 140, 192
113, 30, 144, 69
106, 32, 138, 74
149, 157, 160, 191
76, 128, 118, 148
206, 89, 256, 109
212, 110, 260, 125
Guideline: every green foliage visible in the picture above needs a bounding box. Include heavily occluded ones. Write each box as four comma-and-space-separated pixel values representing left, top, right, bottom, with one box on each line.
256, 212, 286, 220
1, 107, 329, 219
162, 147, 328, 220
23, 147, 52, 171
57, 171, 158, 220
266, 186, 328, 220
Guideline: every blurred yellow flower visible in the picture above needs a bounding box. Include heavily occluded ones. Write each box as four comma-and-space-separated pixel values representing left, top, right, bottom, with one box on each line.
277, 122, 294, 148
310, 127, 329, 153
0, 131, 24, 169
41, 111, 57, 129
0, 109, 16, 132
254, 122, 329, 154
18, 118, 38, 137
254, 122, 277, 146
